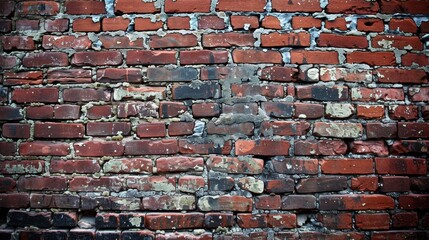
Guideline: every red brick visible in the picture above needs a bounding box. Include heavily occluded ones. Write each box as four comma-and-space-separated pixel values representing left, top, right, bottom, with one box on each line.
65, 1, 105, 14
72, 51, 122, 66
208, 156, 263, 174
261, 121, 310, 136
202, 33, 255, 47
262, 15, 281, 29
126, 50, 175, 65
366, 123, 397, 139
376, 157, 426, 175
12, 88, 58, 103
124, 139, 178, 155
149, 34, 197, 48
409, 87, 429, 102
325, 18, 348, 31
43, 35, 91, 50
23, 52, 68, 67
145, 213, 204, 230
398, 122, 429, 139
389, 18, 417, 33
103, 158, 153, 174
320, 194, 395, 210
156, 157, 203, 173
47, 69, 92, 84
115, 0, 159, 14
255, 195, 282, 210
317, 213, 352, 230
233, 49, 282, 64
390, 140, 429, 155
295, 139, 347, 155
0, 193, 29, 208
168, 16, 190, 30
357, 18, 384, 32
377, 68, 427, 84
179, 139, 232, 155
0, 55, 17, 69
380, 0, 429, 14
197, 15, 225, 30
282, 195, 316, 210
87, 105, 112, 119
50, 159, 100, 174
70, 177, 122, 192
272, 0, 321, 12
292, 16, 322, 29
356, 213, 390, 230
87, 122, 131, 136
231, 16, 259, 30
134, 18, 163, 31
74, 140, 124, 157
0, 160, 44, 175
231, 83, 284, 98
421, 21, 429, 33
352, 87, 404, 101
16, 19, 39, 31
96, 68, 141, 83
35, 122, 84, 139
321, 158, 374, 174
372, 35, 423, 50
4, 71, 43, 86
165, 0, 210, 12
389, 105, 418, 120
399, 194, 429, 210
296, 176, 347, 193
267, 214, 296, 229
18, 176, 67, 191
380, 176, 410, 192
351, 176, 378, 191
180, 50, 228, 65
261, 66, 298, 82
45, 19, 69, 32
357, 105, 385, 119
261, 32, 311, 47
192, 103, 220, 117
291, 50, 339, 64
102, 17, 130, 31
347, 51, 396, 66
350, 140, 389, 156
237, 214, 267, 228
318, 33, 368, 48
236, 139, 290, 156
402, 53, 429, 67
17, 1, 59, 15
217, 0, 266, 12
19, 141, 70, 156
272, 159, 318, 175
327, 0, 379, 13
168, 122, 194, 136
2, 123, 30, 139
73, 18, 100, 32
294, 103, 324, 119
136, 122, 166, 138
393, 212, 418, 228
63, 88, 111, 102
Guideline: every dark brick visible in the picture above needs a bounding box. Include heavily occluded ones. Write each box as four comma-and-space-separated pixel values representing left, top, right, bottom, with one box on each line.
172, 83, 221, 100
147, 67, 198, 82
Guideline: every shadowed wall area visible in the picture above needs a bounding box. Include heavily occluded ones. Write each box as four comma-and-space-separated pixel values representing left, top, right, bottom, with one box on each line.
0, 0, 429, 239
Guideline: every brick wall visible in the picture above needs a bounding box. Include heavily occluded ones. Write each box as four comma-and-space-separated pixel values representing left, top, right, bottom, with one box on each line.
0, 0, 429, 239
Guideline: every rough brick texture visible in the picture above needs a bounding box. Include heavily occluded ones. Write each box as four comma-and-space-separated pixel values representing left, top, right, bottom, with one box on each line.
0, 0, 428, 239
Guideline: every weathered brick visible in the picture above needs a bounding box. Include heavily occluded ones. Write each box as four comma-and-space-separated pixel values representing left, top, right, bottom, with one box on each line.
208, 156, 264, 174
314, 122, 363, 138
74, 141, 124, 157
8, 210, 52, 228
99, 35, 144, 48
255, 195, 282, 210
204, 213, 234, 228
50, 160, 101, 174
375, 157, 427, 175
35, 122, 84, 139
366, 123, 397, 139
53, 212, 77, 228
149, 34, 197, 48
202, 33, 255, 47
296, 85, 348, 101
198, 195, 252, 212
72, 52, 123, 66
87, 122, 131, 136
357, 18, 384, 32
119, 213, 145, 229
95, 213, 119, 229
103, 158, 153, 174
231, 83, 284, 99
70, 177, 122, 192
388, 105, 418, 120
20, 141, 70, 156
409, 87, 429, 102
261, 102, 293, 118
127, 50, 176, 65
42, 35, 91, 50
372, 35, 423, 50
47, 69, 92, 84
352, 87, 404, 101
207, 122, 254, 136
23, 52, 68, 67
235, 139, 290, 156
282, 195, 316, 210
126, 176, 175, 192
398, 123, 429, 139
295, 139, 348, 155
272, 158, 318, 175
261, 67, 299, 82
178, 176, 205, 193
45, 19, 69, 32
296, 176, 347, 193
147, 67, 198, 82
0, 160, 45, 175
63, 88, 111, 102
320, 194, 395, 210
142, 195, 195, 211
376, 68, 427, 84
172, 83, 220, 100
350, 140, 389, 156
124, 139, 179, 155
